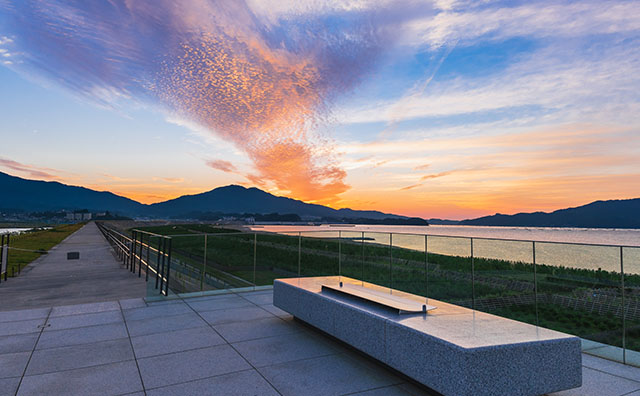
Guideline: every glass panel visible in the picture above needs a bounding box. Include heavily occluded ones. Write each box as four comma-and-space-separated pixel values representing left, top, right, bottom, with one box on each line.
204, 233, 255, 290
425, 235, 472, 306
391, 233, 427, 297
339, 231, 366, 282
536, 242, 623, 362
471, 238, 536, 324
362, 232, 391, 290
624, 246, 640, 366
299, 231, 339, 278
254, 232, 299, 286
167, 234, 205, 294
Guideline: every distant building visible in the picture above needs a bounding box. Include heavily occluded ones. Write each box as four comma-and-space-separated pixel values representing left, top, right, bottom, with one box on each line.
65, 211, 92, 221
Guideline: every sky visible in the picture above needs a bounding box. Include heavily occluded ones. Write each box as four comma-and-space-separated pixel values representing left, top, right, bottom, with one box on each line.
0, 0, 639, 220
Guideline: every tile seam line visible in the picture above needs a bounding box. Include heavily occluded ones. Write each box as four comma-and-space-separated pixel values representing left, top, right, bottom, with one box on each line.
141, 367, 256, 392
583, 365, 640, 384
14, 307, 52, 396
338, 382, 411, 396
620, 387, 640, 396
34, 335, 130, 351
117, 300, 147, 395
183, 293, 285, 396
19, 358, 138, 378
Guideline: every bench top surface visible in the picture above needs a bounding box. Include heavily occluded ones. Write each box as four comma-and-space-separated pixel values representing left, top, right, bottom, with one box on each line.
321, 283, 436, 313
276, 276, 577, 349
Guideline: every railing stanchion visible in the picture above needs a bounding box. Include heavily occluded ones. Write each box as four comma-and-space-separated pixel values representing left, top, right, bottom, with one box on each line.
145, 235, 150, 282
361, 231, 365, 286
471, 237, 475, 311
338, 231, 342, 281
165, 238, 172, 296
137, 233, 142, 277
533, 241, 539, 327
621, 246, 626, 365
158, 237, 165, 292
0, 234, 4, 283
425, 234, 428, 305
155, 237, 162, 290
253, 233, 257, 290
201, 234, 207, 291
389, 233, 392, 294
297, 232, 301, 279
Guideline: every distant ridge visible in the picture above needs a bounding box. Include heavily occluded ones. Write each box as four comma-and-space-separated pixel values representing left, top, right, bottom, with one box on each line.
458, 198, 640, 229
0, 171, 416, 222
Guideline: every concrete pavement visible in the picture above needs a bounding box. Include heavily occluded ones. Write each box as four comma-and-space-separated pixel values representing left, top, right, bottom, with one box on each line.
0, 222, 146, 311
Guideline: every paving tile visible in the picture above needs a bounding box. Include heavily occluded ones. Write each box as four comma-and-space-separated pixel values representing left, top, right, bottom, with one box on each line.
44, 310, 123, 331
261, 304, 292, 318
548, 367, 640, 396
0, 333, 39, 354
137, 344, 250, 388
126, 312, 207, 337
0, 351, 31, 378
123, 302, 191, 321
214, 316, 302, 343
0, 319, 45, 337
119, 298, 147, 310
397, 382, 437, 396
18, 360, 143, 396
131, 326, 225, 358
258, 354, 402, 396
199, 306, 273, 326
49, 301, 120, 318
145, 369, 279, 396
582, 354, 640, 382
233, 332, 338, 368
0, 308, 50, 323
186, 297, 253, 313
240, 293, 272, 306
26, 338, 134, 375
0, 377, 21, 396
36, 322, 128, 350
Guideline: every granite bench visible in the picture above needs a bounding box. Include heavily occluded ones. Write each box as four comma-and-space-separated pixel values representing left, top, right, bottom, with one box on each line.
273, 276, 582, 396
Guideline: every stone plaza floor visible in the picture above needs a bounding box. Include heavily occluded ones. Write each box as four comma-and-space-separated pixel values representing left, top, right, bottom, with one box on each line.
1, 289, 640, 396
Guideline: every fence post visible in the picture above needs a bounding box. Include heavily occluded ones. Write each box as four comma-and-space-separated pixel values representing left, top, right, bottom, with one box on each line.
201, 234, 207, 291
137, 233, 142, 277
338, 231, 342, 281
145, 235, 151, 282
155, 237, 162, 290
533, 241, 539, 327
164, 238, 172, 296
471, 237, 475, 310
361, 231, 365, 286
425, 234, 428, 304
0, 234, 4, 283
389, 233, 393, 294
6, 234, 10, 279
298, 232, 301, 278
157, 237, 165, 291
621, 246, 626, 365
253, 233, 257, 290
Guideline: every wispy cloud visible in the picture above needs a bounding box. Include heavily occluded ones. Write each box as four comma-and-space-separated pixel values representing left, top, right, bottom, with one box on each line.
0, 157, 60, 180
206, 159, 237, 173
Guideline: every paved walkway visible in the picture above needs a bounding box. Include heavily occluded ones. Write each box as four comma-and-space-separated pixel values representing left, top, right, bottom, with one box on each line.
0, 289, 638, 396
0, 222, 146, 310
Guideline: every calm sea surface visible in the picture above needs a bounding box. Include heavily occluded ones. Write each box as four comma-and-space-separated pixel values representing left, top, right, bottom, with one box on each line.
252, 225, 640, 274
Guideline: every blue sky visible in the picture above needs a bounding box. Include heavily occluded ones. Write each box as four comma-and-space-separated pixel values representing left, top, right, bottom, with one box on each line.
1, 0, 639, 219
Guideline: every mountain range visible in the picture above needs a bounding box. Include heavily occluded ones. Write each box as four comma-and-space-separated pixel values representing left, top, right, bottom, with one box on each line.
1, 171, 638, 228
0, 171, 419, 222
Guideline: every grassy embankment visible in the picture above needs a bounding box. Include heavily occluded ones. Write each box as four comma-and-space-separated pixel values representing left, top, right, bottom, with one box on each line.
135, 223, 636, 350
3, 223, 84, 276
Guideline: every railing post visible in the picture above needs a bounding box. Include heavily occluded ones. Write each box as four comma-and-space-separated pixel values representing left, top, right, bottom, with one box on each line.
201, 234, 207, 291
0, 234, 4, 283
253, 233, 257, 290
389, 233, 393, 294
145, 235, 150, 282
471, 237, 475, 310
164, 238, 172, 296
361, 231, 365, 286
155, 237, 162, 290
158, 237, 165, 291
6, 234, 10, 279
425, 234, 428, 304
338, 231, 342, 280
137, 233, 142, 277
621, 246, 626, 364
297, 232, 301, 278
533, 241, 539, 327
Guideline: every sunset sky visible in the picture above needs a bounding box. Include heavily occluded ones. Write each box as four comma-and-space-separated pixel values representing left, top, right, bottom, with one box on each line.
1, 0, 639, 219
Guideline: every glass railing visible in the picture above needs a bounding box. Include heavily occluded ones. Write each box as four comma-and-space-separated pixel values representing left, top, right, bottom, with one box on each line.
121, 225, 636, 367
